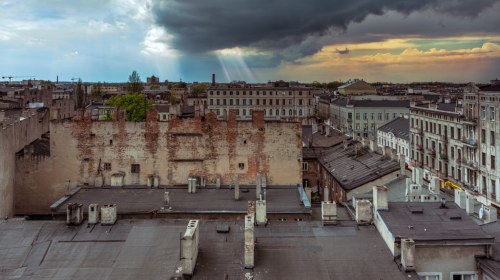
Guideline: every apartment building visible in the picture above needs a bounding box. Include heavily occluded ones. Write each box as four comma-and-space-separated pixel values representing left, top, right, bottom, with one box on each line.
377, 116, 410, 166
329, 98, 410, 138
463, 81, 500, 204
410, 81, 500, 205
207, 84, 319, 124
409, 100, 478, 191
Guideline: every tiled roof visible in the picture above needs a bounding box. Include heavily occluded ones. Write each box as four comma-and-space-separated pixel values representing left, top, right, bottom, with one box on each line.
318, 143, 400, 191
377, 117, 409, 141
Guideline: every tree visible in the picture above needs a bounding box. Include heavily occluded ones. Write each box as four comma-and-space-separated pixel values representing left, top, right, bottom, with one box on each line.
105, 93, 153, 121
326, 81, 343, 91
191, 83, 207, 95
127, 70, 143, 93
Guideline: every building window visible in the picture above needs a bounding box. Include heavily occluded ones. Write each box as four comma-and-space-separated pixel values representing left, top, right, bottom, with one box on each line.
371, 113, 374, 120
481, 106, 486, 119
131, 164, 140, 173
385, 113, 389, 120
243, 109, 246, 116
378, 113, 382, 120
282, 109, 286, 115
104, 163, 111, 171
482, 152, 486, 166
451, 273, 475, 280
363, 113, 367, 120
492, 155, 496, 170
302, 162, 308, 171
216, 99, 220, 105
417, 273, 441, 280
491, 131, 495, 145
230, 99, 233, 106
210, 99, 213, 106
356, 113, 360, 120
490, 106, 495, 121
289, 109, 293, 115
238, 163, 245, 170
299, 109, 302, 116
482, 129, 486, 143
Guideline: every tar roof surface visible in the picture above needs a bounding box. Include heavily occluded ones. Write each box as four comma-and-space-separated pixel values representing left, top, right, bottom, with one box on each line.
0, 217, 410, 280
55, 186, 309, 215
378, 202, 494, 242
331, 98, 410, 108
319, 144, 400, 191
378, 117, 410, 141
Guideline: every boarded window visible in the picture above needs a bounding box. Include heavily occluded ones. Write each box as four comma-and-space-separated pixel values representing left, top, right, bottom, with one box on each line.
131, 164, 140, 173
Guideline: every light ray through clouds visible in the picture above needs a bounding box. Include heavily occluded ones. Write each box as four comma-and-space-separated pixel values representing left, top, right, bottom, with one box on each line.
216, 48, 256, 82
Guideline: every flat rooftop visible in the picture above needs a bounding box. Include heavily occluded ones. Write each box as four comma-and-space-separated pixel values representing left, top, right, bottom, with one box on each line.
378, 202, 494, 243
52, 186, 310, 215
0, 217, 411, 279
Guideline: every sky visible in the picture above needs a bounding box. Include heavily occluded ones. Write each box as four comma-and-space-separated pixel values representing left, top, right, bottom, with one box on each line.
1, 0, 500, 83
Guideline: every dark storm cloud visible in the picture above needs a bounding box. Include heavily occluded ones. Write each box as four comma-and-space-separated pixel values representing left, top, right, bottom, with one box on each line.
153, 0, 497, 53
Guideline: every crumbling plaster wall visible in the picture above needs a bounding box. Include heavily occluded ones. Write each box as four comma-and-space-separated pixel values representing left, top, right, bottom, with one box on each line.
0, 110, 49, 217
15, 110, 302, 214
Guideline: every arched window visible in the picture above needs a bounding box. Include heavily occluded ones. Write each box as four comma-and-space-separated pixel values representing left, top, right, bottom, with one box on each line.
299, 109, 303, 116
276, 109, 279, 115
282, 109, 286, 115
289, 109, 293, 115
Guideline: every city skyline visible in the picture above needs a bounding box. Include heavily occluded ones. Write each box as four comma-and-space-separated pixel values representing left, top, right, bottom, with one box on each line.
1, 0, 500, 83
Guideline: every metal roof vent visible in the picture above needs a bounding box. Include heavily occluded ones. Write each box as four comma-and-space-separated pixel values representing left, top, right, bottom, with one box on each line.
409, 206, 424, 214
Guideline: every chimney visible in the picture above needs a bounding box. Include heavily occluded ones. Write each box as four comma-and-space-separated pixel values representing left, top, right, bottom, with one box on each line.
482, 205, 498, 223
244, 214, 255, 269
373, 186, 388, 212
401, 239, 416, 271
454, 189, 466, 209
323, 186, 330, 202
321, 201, 337, 225
256, 173, 262, 199
100, 204, 117, 225
256, 200, 267, 226
465, 194, 475, 215
66, 203, 84, 226
412, 167, 423, 186
369, 140, 377, 152
164, 191, 171, 209
215, 175, 221, 189
234, 176, 240, 200
188, 176, 197, 193
427, 176, 439, 193
182, 220, 200, 276
88, 204, 100, 224
355, 199, 372, 224
211, 73, 215, 86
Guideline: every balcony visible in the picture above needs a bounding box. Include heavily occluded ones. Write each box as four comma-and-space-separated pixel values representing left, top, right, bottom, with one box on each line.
426, 148, 436, 156
410, 127, 423, 135
461, 137, 477, 148
461, 115, 477, 125
460, 158, 479, 170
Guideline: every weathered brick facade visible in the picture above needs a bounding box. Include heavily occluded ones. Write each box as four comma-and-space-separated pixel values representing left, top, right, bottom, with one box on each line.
15, 110, 302, 214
